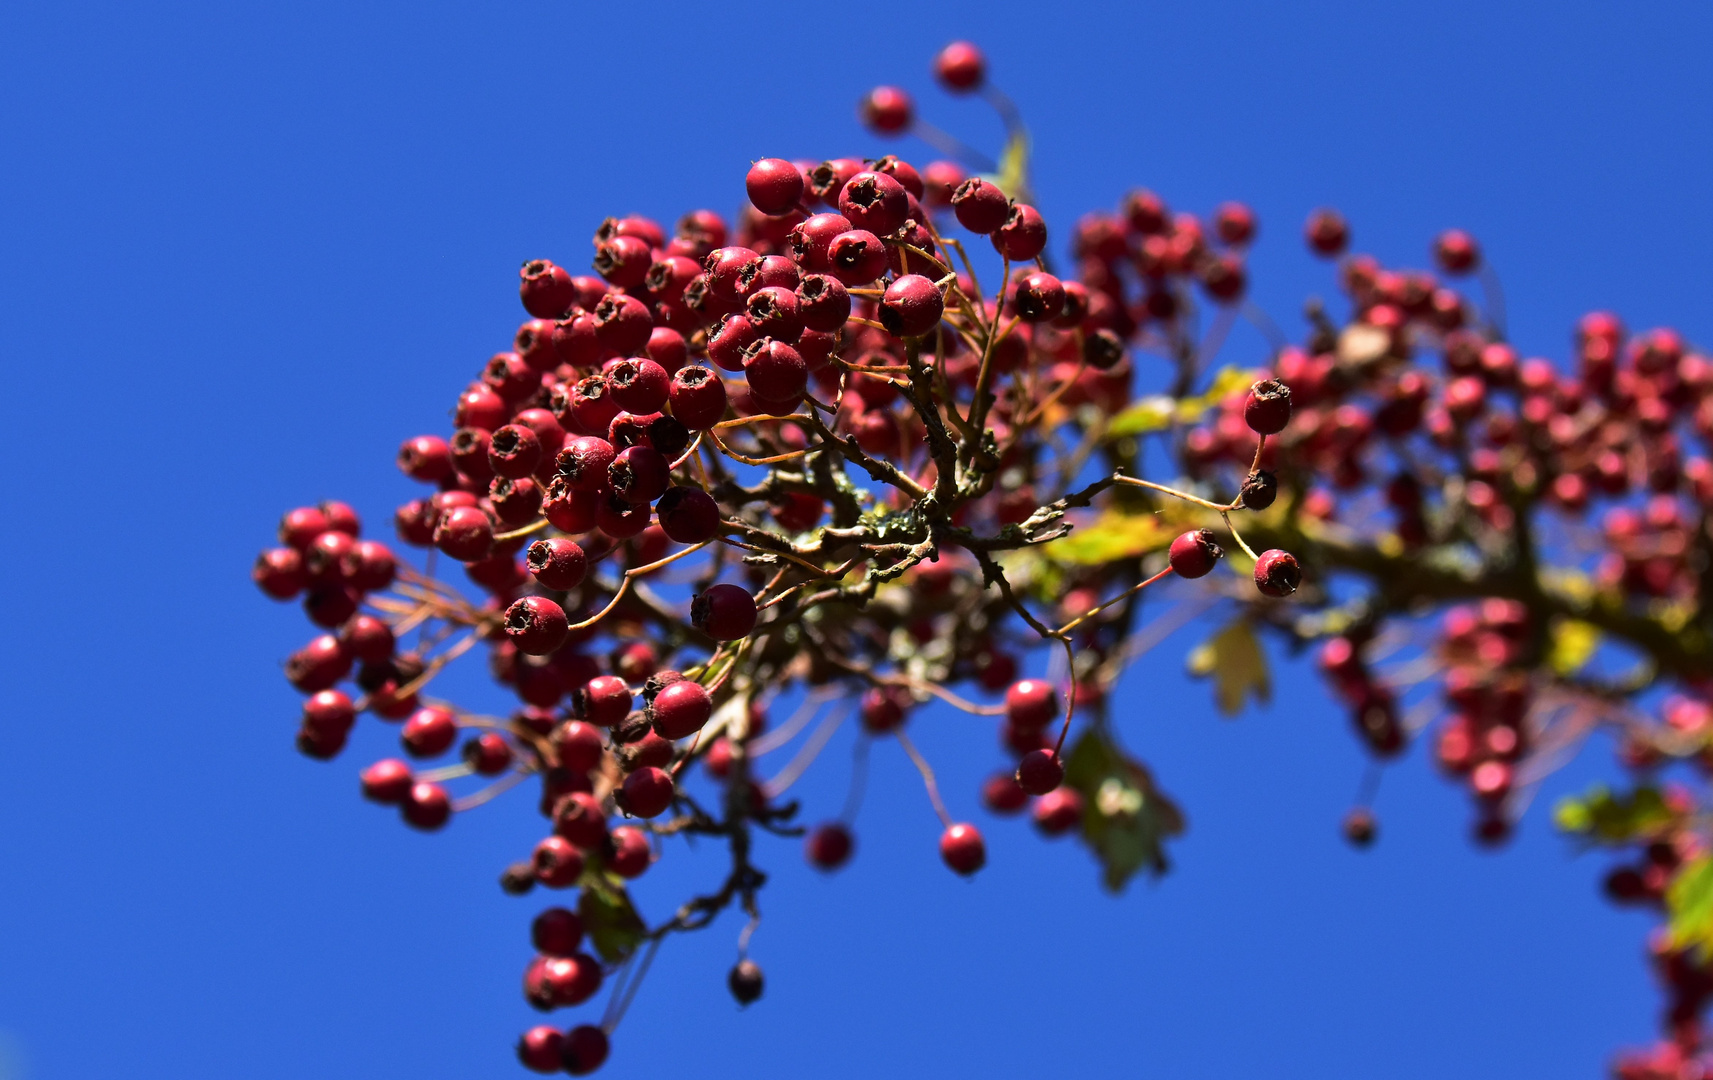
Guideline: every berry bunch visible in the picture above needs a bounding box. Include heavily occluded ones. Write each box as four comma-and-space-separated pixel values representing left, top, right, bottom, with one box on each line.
254, 39, 1713, 1078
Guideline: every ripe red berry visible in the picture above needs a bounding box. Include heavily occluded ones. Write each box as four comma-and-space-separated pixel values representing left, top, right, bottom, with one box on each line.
302, 689, 357, 738
397, 435, 454, 482
620, 766, 675, 818
401, 705, 456, 757
358, 760, 412, 807
951, 178, 1010, 234
1016, 748, 1064, 795
401, 781, 451, 830
1213, 201, 1257, 246
1011, 272, 1065, 322
505, 596, 570, 656
992, 203, 1047, 261
487, 424, 542, 480
532, 906, 585, 956
253, 547, 306, 599
532, 835, 585, 887
874, 274, 943, 338
433, 504, 494, 562
286, 633, 352, 693
605, 825, 649, 878
838, 171, 910, 237
1032, 787, 1083, 835
463, 732, 513, 774
667, 365, 728, 430
826, 229, 888, 286
1244, 378, 1293, 434
594, 492, 651, 539
806, 822, 854, 871
520, 259, 576, 319
741, 338, 808, 403
649, 679, 713, 739
561, 1025, 609, 1076
859, 686, 909, 733
795, 274, 851, 333
1304, 208, 1348, 256
934, 41, 985, 91
556, 436, 616, 492
728, 958, 764, 1005
1343, 807, 1377, 848
746, 286, 804, 341
554, 791, 609, 849
607, 445, 670, 506
1433, 228, 1481, 275
517, 1026, 564, 1074
1253, 549, 1303, 597
1199, 254, 1247, 303
691, 583, 757, 641
859, 86, 913, 134
1005, 679, 1059, 728
981, 772, 1028, 814
605, 358, 670, 415
1168, 529, 1224, 579
939, 823, 986, 875
526, 537, 588, 590
655, 486, 721, 544
747, 158, 806, 216
574, 675, 633, 727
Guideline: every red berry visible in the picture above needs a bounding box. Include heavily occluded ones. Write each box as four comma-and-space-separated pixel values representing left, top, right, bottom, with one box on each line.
1213, 201, 1257, 246
872, 155, 923, 198
1032, 787, 1083, 836
561, 375, 621, 436
655, 486, 721, 544
806, 822, 854, 870
795, 274, 851, 332
746, 286, 804, 341
620, 766, 675, 818
605, 358, 670, 416
609, 825, 651, 878
939, 823, 986, 875
921, 160, 964, 206
594, 492, 651, 540
526, 537, 588, 590
838, 171, 910, 237
1244, 378, 1293, 434
934, 41, 985, 92
646, 326, 689, 373
826, 229, 888, 286
1433, 228, 1481, 275
574, 675, 632, 727
561, 1025, 609, 1076
1011, 272, 1064, 322
607, 445, 670, 506
746, 158, 805, 216
520, 259, 576, 319
649, 679, 713, 739
361, 759, 413, 804
401, 781, 451, 830
1168, 528, 1224, 579
302, 689, 357, 737
253, 547, 305, 599
433, 504, 494, 562
787, 212, 852, 270
397, 435, 453, 482
992, 203, 1047, 261
487, 424, 542, 480
278, 505, 329, 550
400, 706, 456, 758
555, 436, 616, 492
741, 338, 808, 403
668, 365, 729, 430
1016, 748, 1063, 795
691, 583, 757, 641
858, 686, 909, 733
286, 633, 352, 693
707, 312, 761, 371
517, 1026, 564, 1074
532, 835, 585, 887
879, 274, 945, 338
1304, 208, 1348, 256
551, 720, 605, 775
554, 792, 609, 849
1253, 549, 1303, 597
532, 906, 585, 956
505, 596, 570, 656
859, 86, 913, 134
951, 178, 1010, 234
1343, 808, 1377, 848
483, 351, 538, 404
1005, 679, 1059, 728
981, 772, 1028, 814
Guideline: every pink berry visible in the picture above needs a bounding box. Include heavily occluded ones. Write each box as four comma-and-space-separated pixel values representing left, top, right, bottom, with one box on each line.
401, 781, 451, 830
360, 758, 413, 804
859, 86, 913, 134
934, 41, 985, 92
939, 823, 986, 875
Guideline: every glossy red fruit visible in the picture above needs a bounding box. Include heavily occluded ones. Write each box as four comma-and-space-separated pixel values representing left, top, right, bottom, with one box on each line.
668, 365, 728, 430
505, 596, 570, 656
302, 689, 357, 737
397, 435, 454, 482
620, 766, 675, 818
1005, 679, 1059, 729
606, 357, 671, 415
880, 274, 945, 337
1168, 529, 1224, 579
594, 236, 652, 290
532, 835, 585, 887
561, 1025, 609, 1076
402, 706, 457, 758
858, 687, 909, 733
649, 679, 713, 740
1011, 272, 1065, 322
826, 229, 888, 286
254, 547, 306, 599
1434, 228, 1481, 275
286, 633, 352, 692
574, 675, 632, 727
934, 41, 985, 91
487, 424, 542, 480
1244, 378, 1293, 434
655, 486, 721, 544
795, 274, 851, 333
520, 259, 576, 319
360, 758, 413, 803
939, 823, 986, 875
1254, 549, 1303, 597
838, 171, 910, 237
747, 157, 805, 216
463, 731, 513, 774
691, 583, 757, 640
526, 537, 587, 590
554, 792, 609, 849
859, 86, 913, 134
1032, 787, 1083, 836
992, 203, 1047, 261
982, 772, 1028, 814
433, 505, 494, 562
607, 445, 669, 506
401, 781, 451, 830
1213, 201, 1257, 246
1304, 208, 1348, 256
517, 1026, 564, 1074
741, 338, 808, 402
951, 178, 1010, 234
556, 436, 616, 492
806, 822, 854, 870
532, 906, 585, 956
1016, 748, 1063, 795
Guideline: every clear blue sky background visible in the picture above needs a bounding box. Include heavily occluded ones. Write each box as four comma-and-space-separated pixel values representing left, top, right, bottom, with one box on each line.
3, 3, 1711, 1078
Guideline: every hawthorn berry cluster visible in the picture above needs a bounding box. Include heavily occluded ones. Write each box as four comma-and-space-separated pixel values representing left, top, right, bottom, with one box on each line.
254, 39, 1712, 1079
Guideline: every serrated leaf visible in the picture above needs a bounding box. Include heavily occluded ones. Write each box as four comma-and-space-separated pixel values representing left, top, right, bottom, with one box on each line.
1041, 510, 1172, 566
1547, 618, 1601, 676
1186, 617, 1270, 717
1062, 728, 1184, 892
577, 873, 647, 963
1106, 366, 1262, 437
1669, 856, 1713, 959
1552, 784, 1673, 844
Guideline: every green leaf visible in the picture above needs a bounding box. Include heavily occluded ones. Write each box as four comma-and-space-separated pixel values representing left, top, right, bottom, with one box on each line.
990, 132, 1031, 201
1669, 856, 1713, 959
1552, 784, 1674, 845
1041, 510, 1172, 566
1186, 617, 1270, 717
1107, 366, 1262, 437
1062, 727, 1185, 892
577, 871, 647, 963
1547, 618, 1601, 676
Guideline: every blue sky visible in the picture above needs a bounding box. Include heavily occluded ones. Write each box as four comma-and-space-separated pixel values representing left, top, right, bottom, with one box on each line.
2, 2, 1711, 1078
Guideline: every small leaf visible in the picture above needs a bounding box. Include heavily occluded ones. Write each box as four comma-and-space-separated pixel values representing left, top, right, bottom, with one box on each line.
577, 873, 647, 963
1547, 618, 1601, 676
1042, 510, 1172, 566
1062, 727, 1185, 892
1669, 856, 1713, 959
1107, 395, 1177, 436
1552, 783, 1674, 844
1106, 366, 1262, 437
1552, 795, 1592, 834
988, 132, 1032, 201
1187, 617, 1270, 717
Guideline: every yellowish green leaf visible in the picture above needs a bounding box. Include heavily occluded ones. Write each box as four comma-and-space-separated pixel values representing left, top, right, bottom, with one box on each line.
989, 132, 1031, 201
1186, 617, 1270, 717
1107, 366, 1262, 437
1669, 856, 1713, 959
577, 872, 647, 963
1062, 727, 1185, 892
1553, 784, 1674, 844
1547, 618, 1601, 676
1041, 510, 1172, 566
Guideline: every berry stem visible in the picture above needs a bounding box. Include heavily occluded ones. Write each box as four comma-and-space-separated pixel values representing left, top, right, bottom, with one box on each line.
1055, 565, 1176, 637
1220, 512, 1261, 562
761, 704, 847, 799
894, 729, 953, 830
1111, 473, 1238, 513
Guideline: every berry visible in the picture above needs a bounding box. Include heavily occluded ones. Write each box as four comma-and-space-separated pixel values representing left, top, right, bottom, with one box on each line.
574, 675, 633, 727
740, 338, 808, 402
620, 766, 675, 818
859, 687, 909, 733
361, 759, 413, 803
1253, 549, 1303, 598
607, 358, 671, 415
532, 907, 585, 956
934, 41, 985, 92
982, 772, 1028, 814
608, 445, 670, 506
464, 732, 513, 774
859, 86, 913, 134
1304, 208, 1348, 256
838, 171, 910, 237
826, 229, 888, 286
609, 826, 652, 878
668, 365, 729, 430
517, 1027, 563, 1074
285, 634, 351, 693
505, 596, 570, 656
1213, 201, 1256, 246
1434, 228, 1481, 275
655, 486, 721, 544
691, 583, 757, 641
1239, 469, 1278, 510
728, 959, 764, 1005
795, 274, 850, 333
557, 436, 616, 492
806, 822, 853, 870
533, 836, 585, 887
1032, 787, 1083, 836
649, 679, 713, 740
992, 203, 1047, 261
939, 823, 986, 875
746, 286, 803, 341
951, 178, 1010, 234
1168, 529, 1224, 579
561, 1025, 609, 1076
594, 237, 652, 291
1343, 808, 1377, 848
1016, 748, 1063, 795
401, 781, 451, 830
253, 547, 305, 600
788, 212, 852, 270
746, 158, 805, 216
526, 537, 588, 590
397, 435, 453, 482
1244, 378, 1293, 434
433, 505, 494, 562
520, 260, 576, 319
554, 792, 609, 850
1005, 680, 1059, 728
303, 689, 357, 736
1011, 272, 1065, 322
402, 706, 457, 758
880, 274, 945, 337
